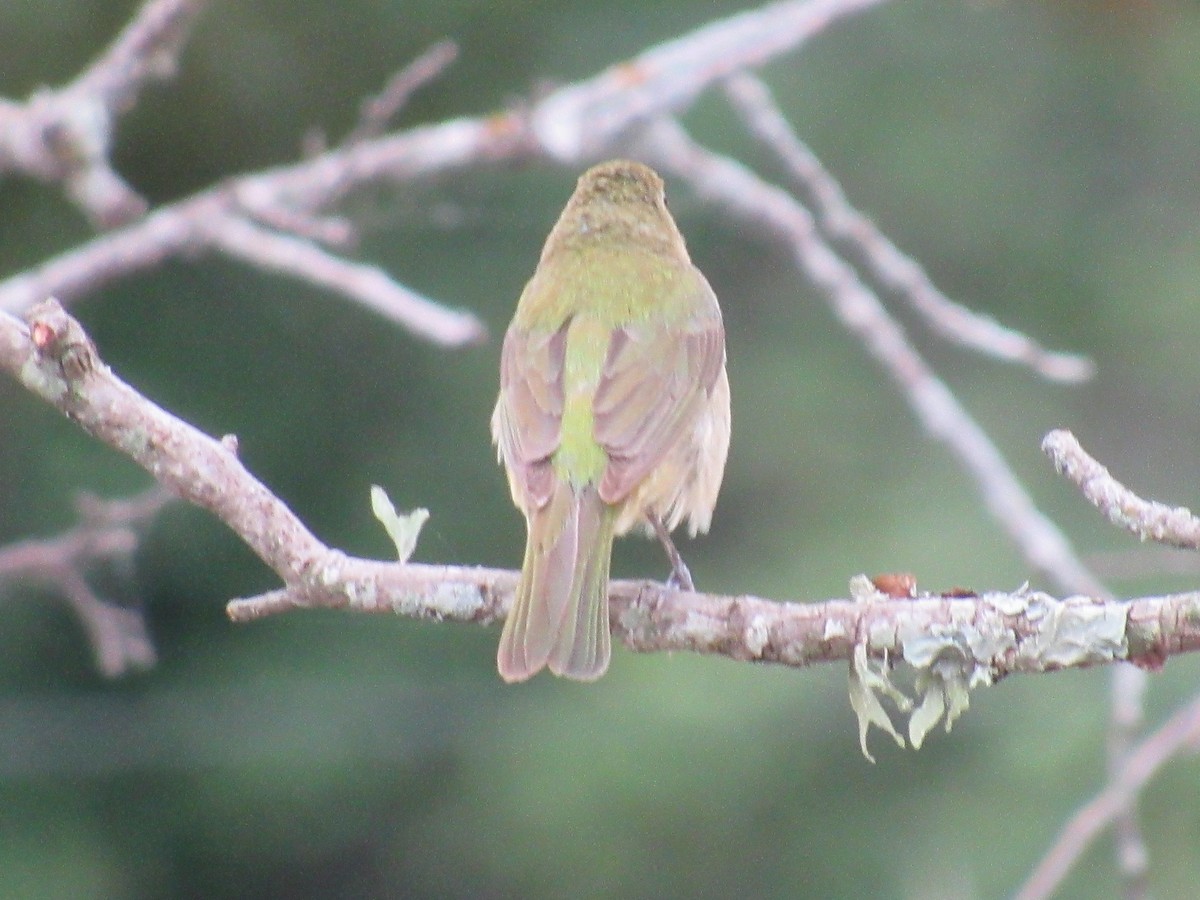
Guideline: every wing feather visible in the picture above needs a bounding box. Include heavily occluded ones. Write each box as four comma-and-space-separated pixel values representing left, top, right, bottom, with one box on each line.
593, 290, 724, 506
492, 319, 570, 509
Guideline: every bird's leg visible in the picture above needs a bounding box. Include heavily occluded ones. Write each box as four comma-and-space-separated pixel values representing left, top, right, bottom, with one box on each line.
648, 514, 695, 592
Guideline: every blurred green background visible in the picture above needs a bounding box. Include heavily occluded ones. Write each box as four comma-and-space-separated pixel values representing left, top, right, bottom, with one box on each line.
2, 0, 1200, 897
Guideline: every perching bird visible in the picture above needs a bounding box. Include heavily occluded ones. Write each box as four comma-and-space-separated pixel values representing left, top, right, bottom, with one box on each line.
491, 159, 730, 681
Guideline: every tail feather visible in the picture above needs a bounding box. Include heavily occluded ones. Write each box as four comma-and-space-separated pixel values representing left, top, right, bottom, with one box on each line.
497, 484, 615, 682
548, 498, 612, 680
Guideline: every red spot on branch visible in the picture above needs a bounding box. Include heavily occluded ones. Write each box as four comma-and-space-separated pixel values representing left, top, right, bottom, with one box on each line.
871, 572, 916, 599
30, 319, 57, 351
612, 62, 649, 88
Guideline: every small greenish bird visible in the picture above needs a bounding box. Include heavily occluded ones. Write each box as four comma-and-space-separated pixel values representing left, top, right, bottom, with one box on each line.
491, 159, 730, 682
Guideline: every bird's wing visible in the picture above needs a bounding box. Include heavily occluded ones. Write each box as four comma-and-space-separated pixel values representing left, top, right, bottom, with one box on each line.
592, 301, 725, 505
492, 320, 570, 510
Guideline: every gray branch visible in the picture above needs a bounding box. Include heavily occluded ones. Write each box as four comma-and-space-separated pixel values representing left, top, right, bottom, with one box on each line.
0, 0, 207, 227
721, 73, 1094, 384
0, 484, 172, 675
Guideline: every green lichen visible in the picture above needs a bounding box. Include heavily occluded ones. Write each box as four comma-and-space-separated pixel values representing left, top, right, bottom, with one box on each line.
848, 643, 909, 763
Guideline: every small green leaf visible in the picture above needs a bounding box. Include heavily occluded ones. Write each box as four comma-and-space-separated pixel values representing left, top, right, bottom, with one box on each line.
370, 485, 429, 563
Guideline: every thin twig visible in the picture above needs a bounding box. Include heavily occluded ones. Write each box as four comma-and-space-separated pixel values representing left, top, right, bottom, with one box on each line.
236, 202, 357, 249
1043, 429, 1200, 549
1086, 546, 1200, 580
203, 214, 486, 346
1109, 664, 1150, 899
722, 74, 1094, 384
345, 40, 460, 145
0, 483, 173, 675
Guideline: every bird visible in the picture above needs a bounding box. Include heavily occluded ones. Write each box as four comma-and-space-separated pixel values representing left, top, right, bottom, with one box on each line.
491, 159, 730, 682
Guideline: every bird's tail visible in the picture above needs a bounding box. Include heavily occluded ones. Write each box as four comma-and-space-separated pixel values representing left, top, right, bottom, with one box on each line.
497, 483, 615, 682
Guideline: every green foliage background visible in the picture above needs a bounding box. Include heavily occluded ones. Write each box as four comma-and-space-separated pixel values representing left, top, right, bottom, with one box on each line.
2, 1, 1200, 897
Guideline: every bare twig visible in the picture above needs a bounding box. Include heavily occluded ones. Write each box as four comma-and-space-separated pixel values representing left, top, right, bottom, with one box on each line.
236, 202, 358, 250
73, 0, 206, 114
1015, 693, 1200, 900
345, 40, 460, 145
1044, 429, 1200, 549
202, 214, 485, 346
0, 0, 208, 227
0, 483, 172, 675
0, 188, 487, 346
721, 73, 1094, 384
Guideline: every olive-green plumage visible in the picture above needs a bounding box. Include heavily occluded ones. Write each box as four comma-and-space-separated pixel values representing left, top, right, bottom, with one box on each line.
492, 159, 730, 681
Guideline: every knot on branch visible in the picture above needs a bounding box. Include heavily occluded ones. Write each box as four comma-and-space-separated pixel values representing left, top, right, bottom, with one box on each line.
28, 297, 99, 381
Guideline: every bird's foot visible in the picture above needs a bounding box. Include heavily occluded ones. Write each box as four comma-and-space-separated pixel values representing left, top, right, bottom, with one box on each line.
665, 559, 696, 593
649, 513, 696, 592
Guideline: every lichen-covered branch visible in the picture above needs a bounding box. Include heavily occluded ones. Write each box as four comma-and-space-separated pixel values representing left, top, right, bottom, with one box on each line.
4, 301, 1199, 688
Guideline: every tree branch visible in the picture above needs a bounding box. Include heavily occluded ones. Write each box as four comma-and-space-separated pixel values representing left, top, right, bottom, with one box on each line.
721, 72, 1094, 384
200, 213, 484, 346
0, 0, 895, 344
0, 484, 172, 675
3, 300, 1198, 683
0, 0, 208, 227
1043, 429, 1200, 550
343, 39, 460, 146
